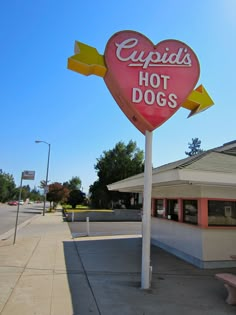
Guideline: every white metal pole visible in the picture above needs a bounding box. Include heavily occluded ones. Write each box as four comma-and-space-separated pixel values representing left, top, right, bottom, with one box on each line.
43, 143, 51, 216
86, 217, 90, 236
141, 130, 153, 289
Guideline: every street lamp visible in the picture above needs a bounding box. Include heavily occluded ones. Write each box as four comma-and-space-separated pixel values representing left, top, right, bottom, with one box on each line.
35, 140, 51, 216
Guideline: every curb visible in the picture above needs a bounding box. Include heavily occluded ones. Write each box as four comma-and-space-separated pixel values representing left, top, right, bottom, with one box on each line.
0, 214, 41, 240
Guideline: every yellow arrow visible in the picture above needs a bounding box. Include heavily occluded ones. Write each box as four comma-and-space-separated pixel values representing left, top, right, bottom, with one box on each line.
67, 41, 107, 77
182, 85, 214, 117
68, 42, 214, 115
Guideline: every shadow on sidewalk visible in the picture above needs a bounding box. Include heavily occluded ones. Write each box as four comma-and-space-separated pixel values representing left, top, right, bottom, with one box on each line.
62, 236, 142, 314
62, 239, 101, 314
62, 237, 236, 314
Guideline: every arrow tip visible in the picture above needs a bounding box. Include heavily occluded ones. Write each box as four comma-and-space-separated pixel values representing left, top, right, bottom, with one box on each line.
187, 84, 214, 118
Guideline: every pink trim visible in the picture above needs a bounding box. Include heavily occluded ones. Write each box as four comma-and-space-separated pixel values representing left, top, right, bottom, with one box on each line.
198, 198, 208, 227
151, 197, 236, 229
178, 199, 183, 222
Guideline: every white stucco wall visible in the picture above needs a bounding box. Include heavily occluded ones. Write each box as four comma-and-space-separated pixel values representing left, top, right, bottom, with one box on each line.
151, 217, 236, 268
151, 184, 236, 199
151, 184, 201, 198
202, 229, 236, 261
151, 218, 203, 264
200, 186, 236, 199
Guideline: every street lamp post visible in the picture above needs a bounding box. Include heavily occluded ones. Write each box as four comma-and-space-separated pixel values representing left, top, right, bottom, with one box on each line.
35, 140, 51, 216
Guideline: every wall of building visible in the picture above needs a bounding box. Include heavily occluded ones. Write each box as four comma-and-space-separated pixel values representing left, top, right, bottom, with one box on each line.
151, 184, 236, 200
151, 217, 236, 268
202, 228, 236, 268
151, 184, 201, 198
200, 185, 236, 199
151, 217, 203, 267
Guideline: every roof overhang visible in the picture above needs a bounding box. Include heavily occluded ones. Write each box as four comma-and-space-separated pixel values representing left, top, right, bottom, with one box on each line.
107, 168, 236, 193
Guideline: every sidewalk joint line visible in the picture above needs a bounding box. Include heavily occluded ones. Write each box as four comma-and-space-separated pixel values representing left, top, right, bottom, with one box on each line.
73, 239, 102, 315
0, 237, 41, 315
49, 238, 58, 315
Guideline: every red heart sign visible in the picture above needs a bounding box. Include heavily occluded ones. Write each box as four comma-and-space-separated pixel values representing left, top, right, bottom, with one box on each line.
104, 31, 200, 134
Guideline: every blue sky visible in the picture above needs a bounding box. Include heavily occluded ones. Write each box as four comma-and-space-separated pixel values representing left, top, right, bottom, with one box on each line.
1, 0, 236, 193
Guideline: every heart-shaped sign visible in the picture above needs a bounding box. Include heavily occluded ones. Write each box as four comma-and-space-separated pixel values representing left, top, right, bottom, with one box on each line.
104, 31, 200, 134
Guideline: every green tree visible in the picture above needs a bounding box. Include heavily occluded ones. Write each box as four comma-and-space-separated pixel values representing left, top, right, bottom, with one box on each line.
21, 185, 31, 201
67, 189, 86, 208
63, 176, 81, 191
0, 172, 16, 202
14, 185, 43, 202
185, 138, 204, 157
89, 140, 144, 208
39, 180, 47, 189
89, 180, 109, 209
29, 187, 43, 201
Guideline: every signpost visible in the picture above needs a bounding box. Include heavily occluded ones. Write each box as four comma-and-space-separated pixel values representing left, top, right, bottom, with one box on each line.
13, 170, 35, 245
67, 30, 214, 288
22, 170, 35, 180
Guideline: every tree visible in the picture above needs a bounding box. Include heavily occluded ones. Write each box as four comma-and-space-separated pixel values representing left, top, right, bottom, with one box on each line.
0, 172, 42, 203
67, 189, 86, 208
0, 172, 16, 202
39, 180, 47, 189
90, 140, 144, 208
89, 180, 110, 209
185, 138, 204, 157
63, 176, 81, 191
28, 187, 43, 202
63, 177, 84, 208
20, 185, 31, 201
47, 182, 69, 207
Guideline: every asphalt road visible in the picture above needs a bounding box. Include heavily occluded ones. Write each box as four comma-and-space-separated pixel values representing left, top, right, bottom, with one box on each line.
0, 202, 43, 236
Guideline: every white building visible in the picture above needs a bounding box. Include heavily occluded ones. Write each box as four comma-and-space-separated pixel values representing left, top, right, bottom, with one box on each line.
108, 141, 236, 268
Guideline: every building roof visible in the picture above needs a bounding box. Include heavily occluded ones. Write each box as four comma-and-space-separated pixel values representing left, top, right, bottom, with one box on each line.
107, 140, 236, 192
153, 140, 236, 174
214, 140, 236, 155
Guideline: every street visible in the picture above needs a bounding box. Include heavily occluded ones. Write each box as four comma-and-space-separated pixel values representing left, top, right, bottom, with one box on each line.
0, 202, 43, 236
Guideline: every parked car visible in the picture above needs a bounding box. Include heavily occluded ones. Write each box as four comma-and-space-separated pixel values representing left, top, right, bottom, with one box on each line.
19, 200, 24, 205
8, 201, 18, 206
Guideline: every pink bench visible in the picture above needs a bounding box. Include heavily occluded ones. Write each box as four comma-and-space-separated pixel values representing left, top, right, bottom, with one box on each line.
215, 273, 236, 305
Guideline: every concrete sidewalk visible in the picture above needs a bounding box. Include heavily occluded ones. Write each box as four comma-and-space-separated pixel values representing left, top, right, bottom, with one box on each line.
0, 212, 235, 315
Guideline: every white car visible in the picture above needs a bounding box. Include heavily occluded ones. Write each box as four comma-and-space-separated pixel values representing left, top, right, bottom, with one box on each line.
19, 200, 24, 205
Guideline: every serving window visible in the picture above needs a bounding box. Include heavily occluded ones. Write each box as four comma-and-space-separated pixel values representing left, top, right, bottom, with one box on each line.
166, 199, 178, 221
183, 200, 198, 225
208, 200, 236, 226
155, 199, 165, 218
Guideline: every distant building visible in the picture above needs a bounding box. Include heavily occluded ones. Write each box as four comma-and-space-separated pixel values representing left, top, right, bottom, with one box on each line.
108, 141, 236, 269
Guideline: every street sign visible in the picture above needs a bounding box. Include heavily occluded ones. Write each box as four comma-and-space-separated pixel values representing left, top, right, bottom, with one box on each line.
22, 170, 35, 180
